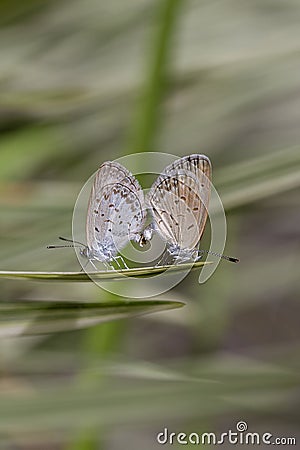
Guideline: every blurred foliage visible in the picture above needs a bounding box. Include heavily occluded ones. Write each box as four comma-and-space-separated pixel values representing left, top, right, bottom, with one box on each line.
0, 0, 300, 449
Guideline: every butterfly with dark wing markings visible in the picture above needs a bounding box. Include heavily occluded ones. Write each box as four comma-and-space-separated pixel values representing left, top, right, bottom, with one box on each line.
144, 154, 238, 264
82, 161, 147, 269
48, 161, 147, 270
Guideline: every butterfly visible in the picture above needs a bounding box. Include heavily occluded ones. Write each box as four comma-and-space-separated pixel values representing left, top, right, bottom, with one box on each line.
49, 161, 147, 270
144, 154, 238, 264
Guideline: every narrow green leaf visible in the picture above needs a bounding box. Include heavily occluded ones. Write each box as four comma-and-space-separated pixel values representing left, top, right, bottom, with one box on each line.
0, 299, 185, 337
0, 261, 209, 281
0, 300, 184, 338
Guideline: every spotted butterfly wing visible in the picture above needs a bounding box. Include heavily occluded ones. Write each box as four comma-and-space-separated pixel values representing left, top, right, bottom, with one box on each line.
146, 154, 211, 255
86, 161, 146, 262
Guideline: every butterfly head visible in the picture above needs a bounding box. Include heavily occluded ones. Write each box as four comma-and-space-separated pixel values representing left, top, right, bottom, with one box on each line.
80, 246, 91, 259
167, 244, 198, 263
82, 240, 118, 263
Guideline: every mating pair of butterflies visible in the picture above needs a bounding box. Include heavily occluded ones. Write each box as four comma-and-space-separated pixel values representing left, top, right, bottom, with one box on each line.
82, 154, 212, 268
55, 154, 238, 268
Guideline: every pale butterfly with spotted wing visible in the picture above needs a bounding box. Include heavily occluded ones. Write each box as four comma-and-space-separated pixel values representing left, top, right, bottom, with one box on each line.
142, 154, 238, 264
48, 161, 147, 270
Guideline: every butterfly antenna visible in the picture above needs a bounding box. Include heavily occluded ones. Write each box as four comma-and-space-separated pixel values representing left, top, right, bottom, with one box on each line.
47, 236, 85, 249
47, 244, 81, 249
199, 249, 239, 263
58, 236, 85, 246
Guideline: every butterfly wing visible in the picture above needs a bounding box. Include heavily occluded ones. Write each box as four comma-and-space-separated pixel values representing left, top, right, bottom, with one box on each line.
87, 161, 146, 259
147, 154, 211, 251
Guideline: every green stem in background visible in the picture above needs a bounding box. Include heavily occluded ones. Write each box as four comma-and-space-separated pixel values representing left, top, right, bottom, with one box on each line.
127, 0, 183, 153
67, 429, 98, 450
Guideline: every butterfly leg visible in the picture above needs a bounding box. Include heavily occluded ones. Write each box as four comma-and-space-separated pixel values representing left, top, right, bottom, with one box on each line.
111, 256, 122, 270
195, 251, 204, 262
112, 255, 128, 270
102, 261, 111, 270
155, 249, 172, 267
80, 260, 89, 272
79, 258, 95, 272
119, 256, 129, 269
86, 258, 111, 272
90, 260, 99, 271
155, 255, 164, 267
155, 251, 166, 267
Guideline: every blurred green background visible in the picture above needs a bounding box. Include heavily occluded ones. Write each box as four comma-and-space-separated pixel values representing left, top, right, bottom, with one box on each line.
0, 0, 299, 449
